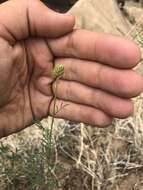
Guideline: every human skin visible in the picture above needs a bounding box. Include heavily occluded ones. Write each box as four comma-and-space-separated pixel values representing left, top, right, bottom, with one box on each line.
0, 0, 142, 138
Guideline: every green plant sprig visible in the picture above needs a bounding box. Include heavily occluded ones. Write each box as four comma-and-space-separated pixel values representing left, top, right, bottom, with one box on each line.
50, 64, 65, 146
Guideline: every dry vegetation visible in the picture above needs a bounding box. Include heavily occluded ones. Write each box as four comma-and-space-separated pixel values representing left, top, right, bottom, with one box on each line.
0, 1, 143, 190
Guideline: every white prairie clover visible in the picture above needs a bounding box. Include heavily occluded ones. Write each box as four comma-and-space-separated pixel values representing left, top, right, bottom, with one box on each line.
49, 64, 65, 147
52, 64, 64, 79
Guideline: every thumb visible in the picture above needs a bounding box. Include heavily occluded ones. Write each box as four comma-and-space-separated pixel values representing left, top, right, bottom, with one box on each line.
0, 0, 75, 42
28, 0, 75, 37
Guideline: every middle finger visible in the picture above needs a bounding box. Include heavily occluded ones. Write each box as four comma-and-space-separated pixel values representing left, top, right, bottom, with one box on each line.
55, 58, 143, 98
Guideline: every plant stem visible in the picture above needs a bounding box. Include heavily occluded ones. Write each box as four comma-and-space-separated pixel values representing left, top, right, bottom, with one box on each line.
49, 77, 58, 149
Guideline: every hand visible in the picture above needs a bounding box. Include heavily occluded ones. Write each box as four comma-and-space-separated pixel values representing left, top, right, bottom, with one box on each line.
0, 0, 142, 138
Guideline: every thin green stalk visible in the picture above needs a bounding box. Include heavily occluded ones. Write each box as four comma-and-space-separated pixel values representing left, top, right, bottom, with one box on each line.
49, 64, 65, 153
49, 77, 58, 149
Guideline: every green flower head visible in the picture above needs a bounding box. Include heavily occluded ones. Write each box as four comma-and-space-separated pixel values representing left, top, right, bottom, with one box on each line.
52, 64, 64, 78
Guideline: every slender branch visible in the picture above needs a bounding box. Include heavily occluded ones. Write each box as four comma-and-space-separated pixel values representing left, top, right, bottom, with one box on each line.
49, 64, 65, 152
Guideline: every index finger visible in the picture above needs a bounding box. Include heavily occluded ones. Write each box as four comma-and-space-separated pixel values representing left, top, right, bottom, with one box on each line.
48, 29, 141, 69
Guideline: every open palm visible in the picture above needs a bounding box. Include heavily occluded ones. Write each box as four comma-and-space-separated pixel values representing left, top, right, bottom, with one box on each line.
0, 0, 142, 137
